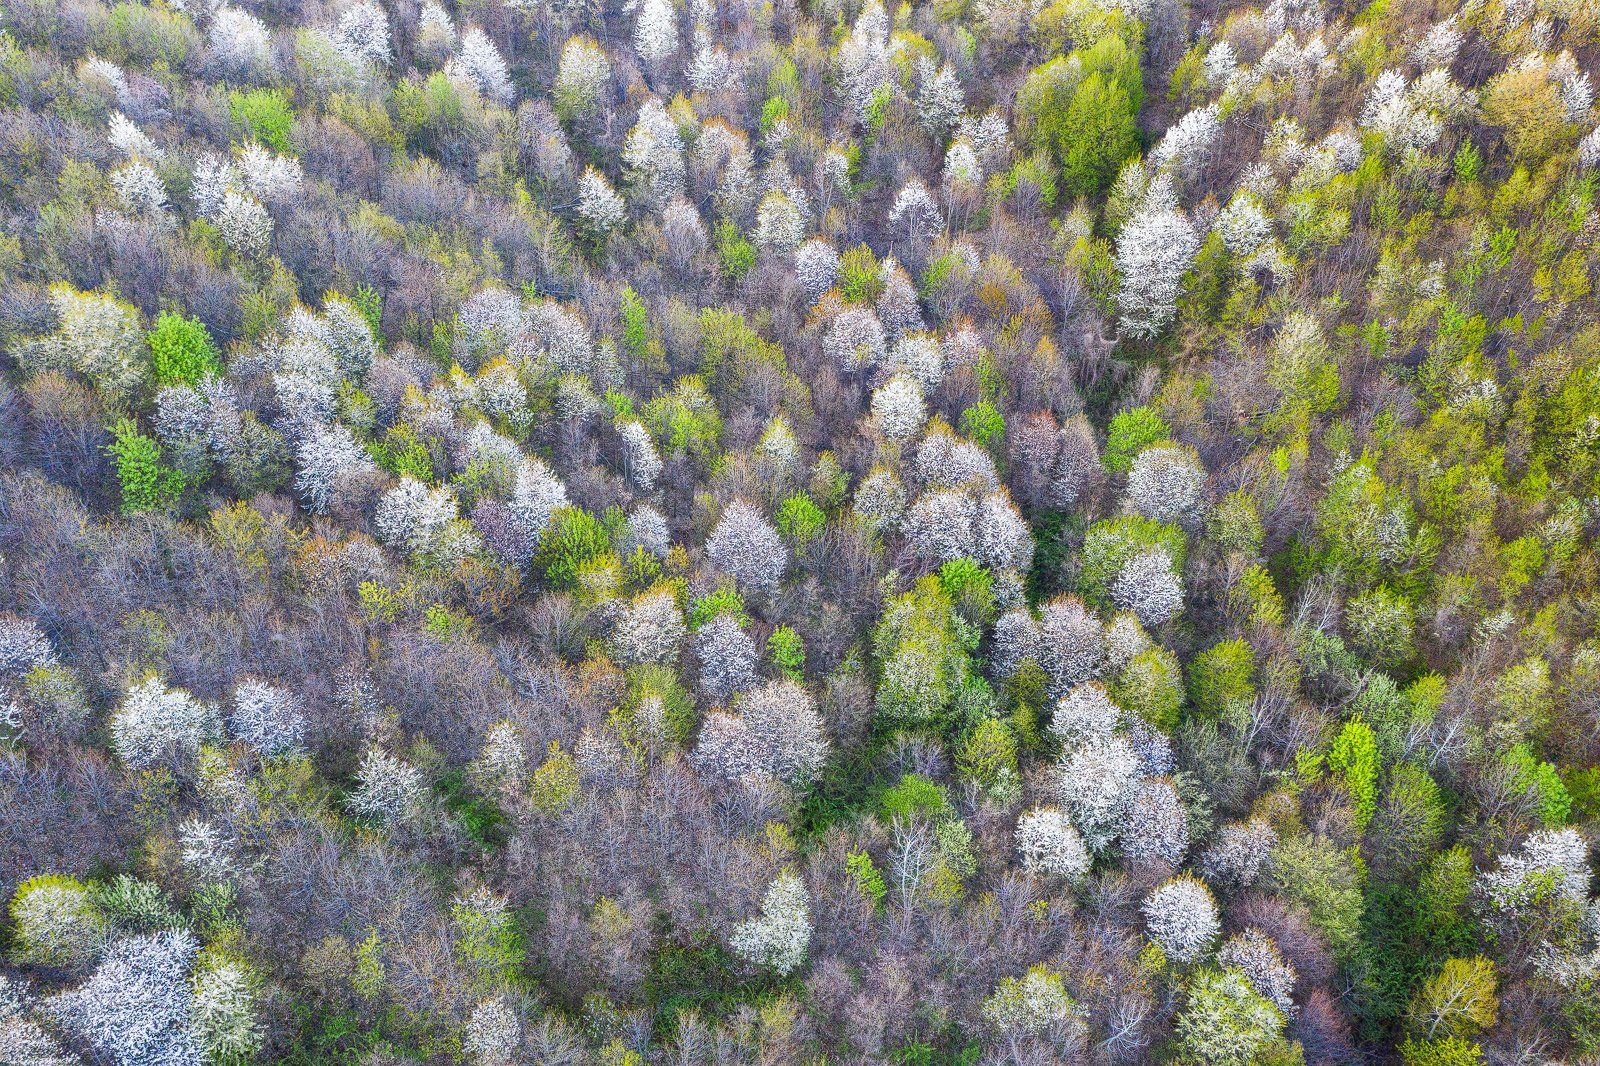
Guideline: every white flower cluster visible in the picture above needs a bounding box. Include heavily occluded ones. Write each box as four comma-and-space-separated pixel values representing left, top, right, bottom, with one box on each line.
1213, 192, 1275, 260
889, 178, 942, 242
1057, 734, 1142, 851
1581, 126, 1600, 170
706, 499, 788, 591
916, 58, 965, 139
46, 931, 203, 1066
943, 138, 981, 190
877, 261, 925, 340
111, 160, 170, 218
179, 818, 236, 882
446, 28, 513, 104
1037, 598, 1107, 698
1142, 875, 1221, 963
111, 678, 219, 772
217, 189, 273, 258
26, 286, 145, 401
887, 333, 944, 391
852, 468, 906, 531
374, 477, 466, 559
190, 955, 264, 1065
871, 376, 927, 442
555, 36, 611, 118
696, 613, 758, 702
228, 678, 307, 758
1479, 828, 1592, 913
754, 190, 806, 253
611, 588, 686, 667
347, 748, 428, 825
757, 417, 801, 477
624, 505, 670, 557
900, 483, 1030, 573
1120, 778, 1191, 865
81, 55, 129, 103
633, 0, 679, 69
1360, 69, 1445, 156
0, 615, 58, 677
1110, 547, 1185, 627
1049, 681, 1121, 750
416, 2, 456, 57
694, 680, 828, 787
521, 300, 597, 377
294, 422, 376, 513
1217, 929, 1297, 1015
688, 34, 735, 96
472, 722, 528, 794
917, 429, 997, 490
210, 7, 272, 75
1411, 17, 1462, 68
623, 99, 687, 208
836, 1, 891, 124
0, 973, 76, 1066
336, 2, 392, 68
1200, 819, 1279, 889
464, 995, 522, 1065
1115, 196, 1200, 340
824, 306, 887, 372
108, 111, 161, 161
1149, 105, 1221, 177
1047, 673, 1188, 862
617, 419, 662, 490
498, 456, 568, 564
729, 871, 812, 975
1014, 806, 1092, 882
1549, 51, 1593, 121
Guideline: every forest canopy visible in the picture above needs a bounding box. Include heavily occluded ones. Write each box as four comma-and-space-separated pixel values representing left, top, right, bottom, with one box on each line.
0, 0, 1598, 1061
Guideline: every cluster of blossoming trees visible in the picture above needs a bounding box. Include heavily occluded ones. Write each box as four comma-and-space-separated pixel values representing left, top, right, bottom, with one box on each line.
0, 0, 1598, 1059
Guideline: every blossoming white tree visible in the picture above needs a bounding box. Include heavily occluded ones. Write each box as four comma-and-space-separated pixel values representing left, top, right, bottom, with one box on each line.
1142, 875, 1221, 963
1015, 807, 1092, 882
730, 871, 811, 975
706, 499, 787, 591
1114, 199, 1199, 340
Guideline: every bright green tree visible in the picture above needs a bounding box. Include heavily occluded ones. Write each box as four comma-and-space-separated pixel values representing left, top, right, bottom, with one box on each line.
147, 312, 220, 387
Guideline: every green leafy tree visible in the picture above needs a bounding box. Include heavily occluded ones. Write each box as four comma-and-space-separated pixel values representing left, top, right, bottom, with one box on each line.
1188, 639, 1255, 719
535, 506, 612, 587
714, 220, 755, 280
768, 626, 805, 680
107, 419, 185, 514
1269, 835, 1366, 960
837, 245, 884, 303
956, 716, 1019, 798
1016, 28, 1144, 197
1111, 645, 1184, 730
1102, 407, 1169, 473
1400, 1038, 1485, 1066
1408, 957, 1498, 1042
846, 851, 886, 909
228, 88, 295, 151
146, 312, 220, 387
959, 401, 1005, 452
689, 586, 749, 630
1503, 743, 1571, 828
451, 888, 525, 988
1328, 719, 1381, 831
776, 493, 826, 551
1173, 968, 1286, 1066
873, 577, 979, 732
